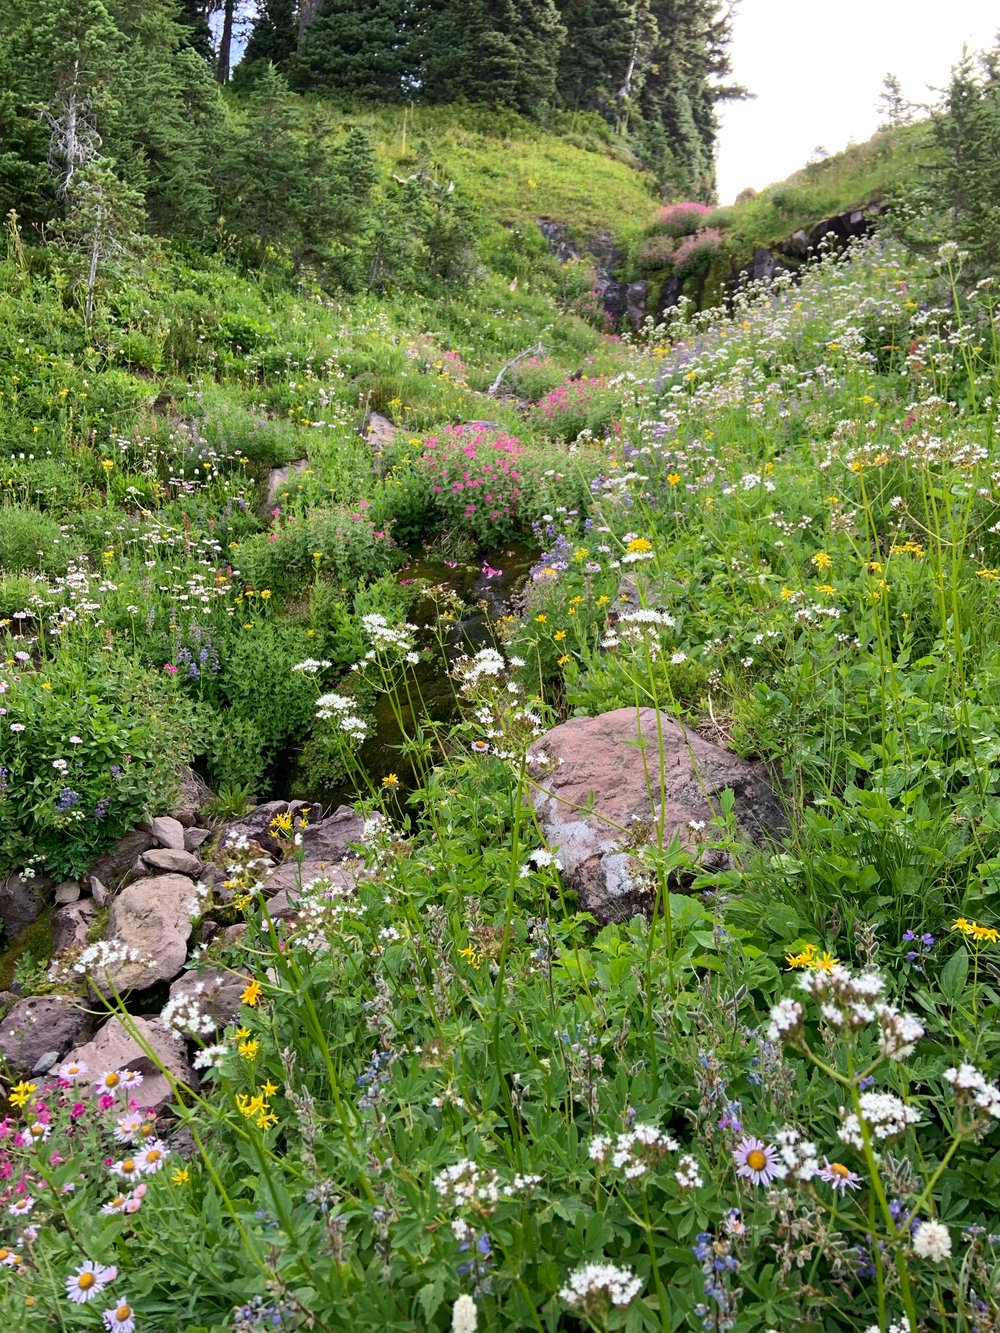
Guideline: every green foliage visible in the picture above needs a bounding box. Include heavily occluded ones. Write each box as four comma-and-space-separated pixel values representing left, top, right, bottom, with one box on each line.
0, 652, 198, 878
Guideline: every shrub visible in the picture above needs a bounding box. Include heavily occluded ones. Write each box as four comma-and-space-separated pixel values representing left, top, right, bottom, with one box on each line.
636, 232, 677, 271
420, 423, 526, 544
653, 201, 712, 237
530, 374, 620, 440
0, 652, 198, 879
232, 505, 403, 598
0, 504, 65, 574
672, 226, 724, 279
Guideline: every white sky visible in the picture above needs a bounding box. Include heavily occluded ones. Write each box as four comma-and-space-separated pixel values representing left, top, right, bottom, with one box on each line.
715, 0, 1000, 204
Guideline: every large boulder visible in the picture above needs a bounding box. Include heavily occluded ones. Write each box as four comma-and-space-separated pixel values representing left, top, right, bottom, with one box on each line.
98, 874, 197, 994
165, 966, 245, 1033
0, 995, 91, 1075
527, 708, 786, 924
60, 1015, 193, 1111
218, 800, 319, 859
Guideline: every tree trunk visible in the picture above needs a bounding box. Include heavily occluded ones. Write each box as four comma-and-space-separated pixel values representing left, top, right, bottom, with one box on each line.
85, 230, 100, 331
297, 0, 320, 44
216, 0, 236, 83
62, 60, 81, 200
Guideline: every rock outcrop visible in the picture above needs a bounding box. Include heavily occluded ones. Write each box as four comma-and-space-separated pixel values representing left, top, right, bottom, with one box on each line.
527, 708, 786, 924
537, 219, 647, 330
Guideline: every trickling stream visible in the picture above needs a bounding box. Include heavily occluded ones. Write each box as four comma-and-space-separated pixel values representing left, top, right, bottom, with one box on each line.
279, 541, 537, 806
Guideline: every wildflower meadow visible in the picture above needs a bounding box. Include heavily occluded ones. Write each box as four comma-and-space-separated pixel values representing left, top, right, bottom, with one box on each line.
1, 18, 1000, 1313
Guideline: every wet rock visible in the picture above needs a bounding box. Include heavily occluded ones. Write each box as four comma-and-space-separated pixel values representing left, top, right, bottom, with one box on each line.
527, 707, 786, 924
99, 874, 197, 993
298, 805, 365, 863
52, 900, 98, 955
142, 848, 203, 877
0, 871, 52, 937
170, 766, 215, 827
0, 995, 91, 1075
149, 816, 186, 851
61, 1015, 193, 1110
88, 830, 155, 891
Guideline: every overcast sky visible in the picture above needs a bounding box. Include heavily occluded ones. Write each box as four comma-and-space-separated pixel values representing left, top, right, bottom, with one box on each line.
715, 1, 1000, 204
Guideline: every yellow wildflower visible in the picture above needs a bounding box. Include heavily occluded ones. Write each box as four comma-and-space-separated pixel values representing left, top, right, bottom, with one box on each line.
954, 917, 999, 943
811, 551, 833, 572
667, 473, 681, 485
241, 979, 263, 1007
381, 773, 400, 789
8, 1081, 35, 1108
626, 537, 653, 553
171, 1168, 190, 1185
553, 630, 566, 641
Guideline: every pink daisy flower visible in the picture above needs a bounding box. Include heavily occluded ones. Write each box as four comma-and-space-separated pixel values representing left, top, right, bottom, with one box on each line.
818, 1159, 862, 1192
732, 1136, 781, 1186
56, 1060, 88, 1083
8, 1196, 35, 1218
103, 1299, 137, 1333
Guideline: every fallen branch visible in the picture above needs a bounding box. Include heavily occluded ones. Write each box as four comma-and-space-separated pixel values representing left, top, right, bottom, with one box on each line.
487, 341, 544, 397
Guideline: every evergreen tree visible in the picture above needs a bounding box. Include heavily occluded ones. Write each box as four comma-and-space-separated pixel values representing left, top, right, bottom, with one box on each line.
1, 0, 124, 216
289, 0, 415, 102
240, 0, 298, 74
926, 48, 1000, 274
107, 0, 227, 237
421, 0, 566, 114
55, 157, 146, 328
553, 0, 637, 118
221, 62, 320, 263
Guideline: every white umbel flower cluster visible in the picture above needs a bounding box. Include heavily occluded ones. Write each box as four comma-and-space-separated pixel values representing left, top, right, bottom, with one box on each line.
314, 690, 368, 740
589, 1124, 679, 1180
771, 965, 925, 1061
911, 1220, 951, 1263
451, 1293, 477, 1333
864, 1319, 910, 1333
559, 1262, 643, 1313
837, 1091, 921, 1149
943, 1063, 1000, 1119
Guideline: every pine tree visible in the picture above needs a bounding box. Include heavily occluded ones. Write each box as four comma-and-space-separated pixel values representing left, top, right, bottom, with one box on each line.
553, 0, 637, 118
221, 62, 318, 262
55, 158, 146, 328
420, 0, 566, 114
240, 0, 298, 74
289, 0, 415, 102
107, 0, 227, 237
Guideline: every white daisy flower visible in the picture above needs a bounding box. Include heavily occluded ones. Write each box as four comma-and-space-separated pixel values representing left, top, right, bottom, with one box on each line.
65, 1260, 117, 1303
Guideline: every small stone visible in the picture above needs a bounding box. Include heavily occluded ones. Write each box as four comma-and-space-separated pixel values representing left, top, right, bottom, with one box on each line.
54, 881, 81, 905
142, 848, 203, 877
32, 1050, 60, 1074
51, 900, 98, 955
150, 815, 186, 850
183, 827, 212, 852
90, 876, 109, 907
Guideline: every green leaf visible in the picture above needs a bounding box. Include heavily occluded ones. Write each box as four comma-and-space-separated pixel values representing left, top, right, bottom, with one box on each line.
940, 946, 969, 1002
